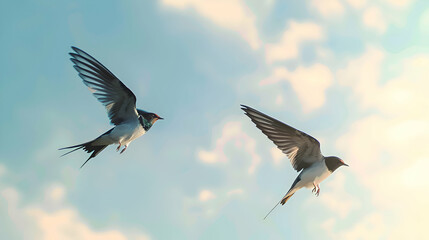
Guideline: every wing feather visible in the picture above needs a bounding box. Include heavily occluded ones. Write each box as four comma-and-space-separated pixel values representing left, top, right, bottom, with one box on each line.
69, 47, 138, 125
241, 105, 323, 171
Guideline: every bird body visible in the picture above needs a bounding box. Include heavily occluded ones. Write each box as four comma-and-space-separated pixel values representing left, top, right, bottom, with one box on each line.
240, 105, 347, 218
281, 158, 332, 205
60, 47, 162, 168
295, 159, 331, 189
95, 118, 146, 146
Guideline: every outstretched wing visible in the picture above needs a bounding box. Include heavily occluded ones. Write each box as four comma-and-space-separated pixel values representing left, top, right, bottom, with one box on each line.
241, 105, 323, 171
70, 46, 138, 125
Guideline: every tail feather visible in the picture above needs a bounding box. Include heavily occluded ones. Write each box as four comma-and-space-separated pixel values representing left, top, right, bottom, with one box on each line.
79, 145, 108, 168
263, 191, 296, 220
280, 192, 295, 205
59, 144, 85, 157
263, 200, 281, 220
59, 139, 108, 168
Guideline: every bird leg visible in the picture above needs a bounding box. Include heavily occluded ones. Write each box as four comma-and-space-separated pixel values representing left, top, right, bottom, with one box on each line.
116, 143, 121, 152
312, 183, 320, 196
120, 145, 127, 154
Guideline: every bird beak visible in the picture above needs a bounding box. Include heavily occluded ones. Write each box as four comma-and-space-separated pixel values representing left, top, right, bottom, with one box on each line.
343, 163, 349, 167
158, 116, 164, 120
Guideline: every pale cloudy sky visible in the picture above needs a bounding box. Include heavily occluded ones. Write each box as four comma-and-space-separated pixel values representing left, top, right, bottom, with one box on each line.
1, 0, 429, 239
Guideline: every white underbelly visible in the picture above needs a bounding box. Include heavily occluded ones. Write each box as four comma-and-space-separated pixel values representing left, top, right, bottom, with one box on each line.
110, 121, 146, 145
299, 160, 331, 189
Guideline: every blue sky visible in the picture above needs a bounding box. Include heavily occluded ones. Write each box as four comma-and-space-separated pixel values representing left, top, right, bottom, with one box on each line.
1, 0, 429, 239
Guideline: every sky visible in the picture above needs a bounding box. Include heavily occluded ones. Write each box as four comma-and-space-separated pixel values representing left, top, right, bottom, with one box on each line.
1, 0, 429, 239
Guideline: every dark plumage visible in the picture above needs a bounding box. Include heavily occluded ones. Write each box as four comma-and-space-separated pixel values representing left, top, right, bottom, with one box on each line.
241, 105, 322, 171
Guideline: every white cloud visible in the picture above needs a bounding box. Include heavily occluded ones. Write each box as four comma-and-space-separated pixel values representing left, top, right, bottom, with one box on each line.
346, 0, 367, 9
310, 0, 345, 18
0, 184, 151, 240
420, 8, 429, 35
334, 50, 429, 239
265, 21, 324, 63
197, 150, 219, 164
381, 0, 415, 8
323, 213, 387, 240
27, 208, 129, 240
275, 94, 283, 106
307, 172, 360, 218
45, 184, 66, 203
198, 190, 216, 202
197, 121, 261, 174
161, 0, 261, 49
261, 63, 334, 113
315, 46, 333, 60
227, 188, 244, 197
184, 187, 245, 222
401, 157, 429, 188
362, 6, 387, 34
375, 56, 429, 116
270, 147, 285, 165
339, 50, 429, 117
337, 47, 384, 109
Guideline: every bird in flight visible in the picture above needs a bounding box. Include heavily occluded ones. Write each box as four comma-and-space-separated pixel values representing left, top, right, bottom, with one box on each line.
60, 47, 163, 168
240, 105, 348, 219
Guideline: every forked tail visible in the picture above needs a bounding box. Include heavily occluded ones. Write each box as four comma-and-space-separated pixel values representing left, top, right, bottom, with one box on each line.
263, 199, 282, 220
263, 191, 296, 220
59, 140, 107, 168
280, 192, 295, 205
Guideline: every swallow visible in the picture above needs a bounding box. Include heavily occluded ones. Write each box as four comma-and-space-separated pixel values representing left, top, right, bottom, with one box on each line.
240, 105, 348, 219
60, 47, 163, 168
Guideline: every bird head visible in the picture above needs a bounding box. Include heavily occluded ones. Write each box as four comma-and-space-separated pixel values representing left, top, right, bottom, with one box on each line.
325, 156, 348, 172
137, 109, 163, 124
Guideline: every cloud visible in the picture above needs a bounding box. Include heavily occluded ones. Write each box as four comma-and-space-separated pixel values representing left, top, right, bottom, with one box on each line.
401, 157, 429, 188
197, 150, 218, 164
345, 0, 367, 9
346, 0, 414, 10
274, 94, 283, 106
261, 63, 334, 113
184, 187, 245, 222
307, 172, 360, 218
0, 182, 151, 240
322, 213, 387, 240
362, 6, 386, 33
270, 147, 285, 166
381, 0, 415, 8
161, 0, 261, 49
198, 190, 216, 202
265, 21, 324, 63
420, 8, 429, 35
226, 188, 244, 197
337, 51, 429, 195
375, 56, 429, 116
45, 184, 66, 203
197, 121, 261, 174
337, 47, 384, 109
333, 50, 429, 239
27, 208, 130, 240
310, 0, 345, 18
339, 49, 429, 117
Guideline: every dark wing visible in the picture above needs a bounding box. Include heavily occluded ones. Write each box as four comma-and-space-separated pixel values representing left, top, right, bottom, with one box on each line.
241, 105, 323, 171
69, 46, 138, 125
